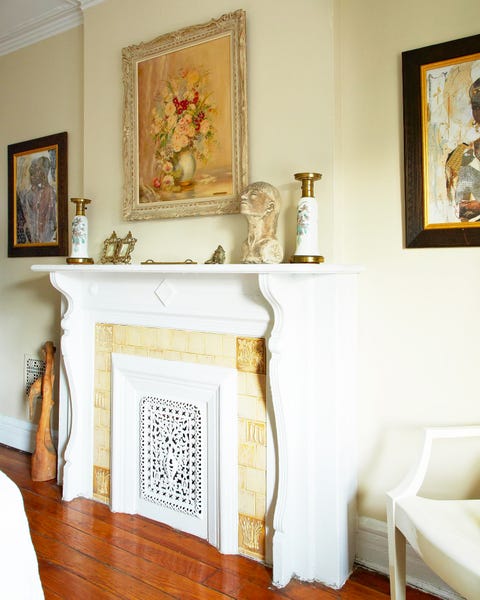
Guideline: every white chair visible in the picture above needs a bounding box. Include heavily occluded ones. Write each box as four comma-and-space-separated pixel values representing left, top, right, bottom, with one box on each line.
386, 426, 480, 600
0, 470, 44, 599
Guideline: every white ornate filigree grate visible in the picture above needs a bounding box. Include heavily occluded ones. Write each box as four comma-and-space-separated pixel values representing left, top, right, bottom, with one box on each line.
140, 395, 203, 518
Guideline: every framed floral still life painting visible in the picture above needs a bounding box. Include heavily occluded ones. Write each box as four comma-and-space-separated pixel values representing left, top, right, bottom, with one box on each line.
8, 132, 68, 257
122, 10, 248, 220
403, 34, 480, 247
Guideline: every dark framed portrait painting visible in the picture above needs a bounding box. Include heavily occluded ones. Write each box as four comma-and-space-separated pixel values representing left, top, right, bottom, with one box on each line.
8, 132, 68, 257
403, 34, 480, 247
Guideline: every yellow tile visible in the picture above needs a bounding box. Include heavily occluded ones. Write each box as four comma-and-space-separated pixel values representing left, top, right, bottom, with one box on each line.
205, 333, 223, 356
140, 326, 157, 350
96, 446, 110, 469
180, 352, 198, 363
245, 467, 266, 495
125, 326, 142, 348
95, 371, 111, 391
214, 355, 236, 368
238, 489, 256, 515
238, 465, 247, 491
254, 494, 267, 520
238, 443, 256, 468
256, 397, 267, 421
238, 394, 258, 421
238, 418, 248, 444
112, 325, 126, 347
170, 330, 187, 352
222, 335, 237, 359
254, 445, 267, 471
96, 324, 113, 351
195, 354, 215, 365
164, 350, 182, 362
94, 390, 109, 410
237, 372, 249, 395
94, 426, 108, 449
245, 373, 266, 398
246, 421, 266, 445
186, 331, 206, 355
238, 514, 265, 559
93, 466, 110, 498
236, 338, 266, 374
153, 328, 170, 350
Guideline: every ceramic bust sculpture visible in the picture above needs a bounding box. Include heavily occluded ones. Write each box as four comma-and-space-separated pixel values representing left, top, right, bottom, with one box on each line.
240, 181, 284, 264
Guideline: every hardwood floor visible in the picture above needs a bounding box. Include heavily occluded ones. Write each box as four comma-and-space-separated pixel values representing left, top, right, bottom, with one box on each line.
0, 444, 440, 599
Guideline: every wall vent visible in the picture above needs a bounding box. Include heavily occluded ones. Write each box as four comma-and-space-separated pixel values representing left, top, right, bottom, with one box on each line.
24, 355, 45, 397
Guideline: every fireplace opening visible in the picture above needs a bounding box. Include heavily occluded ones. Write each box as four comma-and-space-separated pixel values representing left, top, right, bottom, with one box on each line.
110, 353, 238, 553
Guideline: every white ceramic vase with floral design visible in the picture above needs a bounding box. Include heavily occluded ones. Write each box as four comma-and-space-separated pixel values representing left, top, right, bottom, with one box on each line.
174, 150, 196, 187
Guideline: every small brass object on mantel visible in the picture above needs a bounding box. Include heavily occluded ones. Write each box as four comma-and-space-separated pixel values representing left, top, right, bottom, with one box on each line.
141, 259, 197, 265
101, 231, 137, 264
205, 245, 226, 264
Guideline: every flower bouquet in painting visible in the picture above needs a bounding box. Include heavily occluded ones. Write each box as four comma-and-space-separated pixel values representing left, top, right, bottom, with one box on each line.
150, 68, 216, 194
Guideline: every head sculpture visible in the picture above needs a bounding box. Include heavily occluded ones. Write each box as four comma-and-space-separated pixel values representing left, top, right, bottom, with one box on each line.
240, 181, 284, 264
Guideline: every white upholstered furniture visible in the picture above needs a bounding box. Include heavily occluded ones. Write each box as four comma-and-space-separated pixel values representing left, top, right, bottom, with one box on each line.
0, 470, 44, 599
387, 426, 480, 600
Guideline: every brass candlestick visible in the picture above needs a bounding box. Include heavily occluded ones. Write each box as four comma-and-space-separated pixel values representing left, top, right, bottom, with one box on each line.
290, 172, 324, 264
66, 198, 94, 264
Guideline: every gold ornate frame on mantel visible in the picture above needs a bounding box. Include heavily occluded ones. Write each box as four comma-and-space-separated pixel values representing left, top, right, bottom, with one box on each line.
122, 10, 248, 220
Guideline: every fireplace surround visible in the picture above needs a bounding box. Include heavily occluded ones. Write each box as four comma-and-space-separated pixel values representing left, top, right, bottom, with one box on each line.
33, 262, 360, 589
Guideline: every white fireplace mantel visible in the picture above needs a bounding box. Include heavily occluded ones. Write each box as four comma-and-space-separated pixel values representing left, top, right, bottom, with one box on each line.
32, 262, 360, 589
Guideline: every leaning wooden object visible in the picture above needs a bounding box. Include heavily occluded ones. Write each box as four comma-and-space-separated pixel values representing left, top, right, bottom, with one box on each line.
28, 341, 57, 481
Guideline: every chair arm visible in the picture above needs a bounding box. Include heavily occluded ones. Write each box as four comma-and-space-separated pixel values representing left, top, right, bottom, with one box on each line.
387, 426, 480, 502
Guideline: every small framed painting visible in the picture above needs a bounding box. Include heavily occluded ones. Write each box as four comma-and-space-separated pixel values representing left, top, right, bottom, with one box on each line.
8, 132, 68, 257
403, 34, 480, 247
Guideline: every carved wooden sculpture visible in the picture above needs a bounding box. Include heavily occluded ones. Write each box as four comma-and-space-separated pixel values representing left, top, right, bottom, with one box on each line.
28, 341, 56, 481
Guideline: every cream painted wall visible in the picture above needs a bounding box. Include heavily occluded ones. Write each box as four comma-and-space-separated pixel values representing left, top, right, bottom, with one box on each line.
0, 27, 83, 422
338, 0, 480, 519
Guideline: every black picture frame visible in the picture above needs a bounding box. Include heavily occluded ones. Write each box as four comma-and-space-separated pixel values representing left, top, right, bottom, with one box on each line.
403, 34, 480, 247
8, 132, 68, 257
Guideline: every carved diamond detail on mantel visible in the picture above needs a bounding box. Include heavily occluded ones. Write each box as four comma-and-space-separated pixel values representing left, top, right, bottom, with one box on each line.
155, 279, 176, 306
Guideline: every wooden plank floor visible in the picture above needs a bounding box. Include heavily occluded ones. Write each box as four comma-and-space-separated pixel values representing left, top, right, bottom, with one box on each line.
0, 444, 440, 599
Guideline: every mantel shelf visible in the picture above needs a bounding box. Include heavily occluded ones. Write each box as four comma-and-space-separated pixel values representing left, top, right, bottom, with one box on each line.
32, 262, 361, 276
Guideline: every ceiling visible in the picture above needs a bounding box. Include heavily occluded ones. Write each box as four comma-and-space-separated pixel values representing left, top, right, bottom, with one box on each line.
0, 0, 102, 56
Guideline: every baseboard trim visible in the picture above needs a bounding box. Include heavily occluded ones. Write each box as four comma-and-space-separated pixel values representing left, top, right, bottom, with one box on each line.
0, 415, 58, 454
356, 516, 462, 599
0, 416, 36, 452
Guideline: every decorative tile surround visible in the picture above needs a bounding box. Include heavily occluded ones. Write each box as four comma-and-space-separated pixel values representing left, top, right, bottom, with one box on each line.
93, 323, 267, 560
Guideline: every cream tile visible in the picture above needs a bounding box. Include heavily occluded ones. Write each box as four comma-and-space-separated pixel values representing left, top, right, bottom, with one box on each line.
245, 467, 266, 495
112, 325, 126, 347
238, 489, 255, 515
222, 335, 237, 359
186, 331, 205, 355
238, 394, 258, 421
205, 333, 223, 356
238, 443, 256, 468
140, 326, 157, 351
255, 494, 266, 520
170, 330, 187, 352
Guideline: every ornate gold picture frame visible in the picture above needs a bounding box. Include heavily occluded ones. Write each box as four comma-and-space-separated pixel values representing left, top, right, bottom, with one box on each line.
122, 10, 248, 220
101, 231, 137, 264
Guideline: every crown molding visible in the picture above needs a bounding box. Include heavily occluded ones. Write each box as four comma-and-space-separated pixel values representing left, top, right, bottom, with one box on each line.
0, 0, 104, 57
